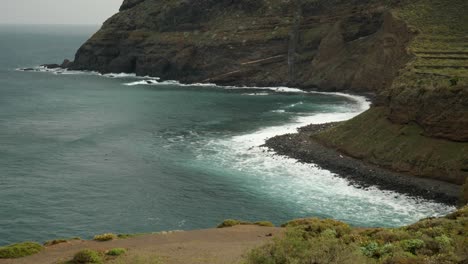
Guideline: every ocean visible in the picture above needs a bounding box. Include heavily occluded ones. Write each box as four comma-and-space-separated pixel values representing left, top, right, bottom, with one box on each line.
0, 24, 454, 245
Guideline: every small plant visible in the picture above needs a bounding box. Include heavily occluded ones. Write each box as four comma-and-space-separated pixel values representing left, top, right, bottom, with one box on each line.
218, 219, 241, 228
106, 248, 127, 256
44, 239, 67, 246
0, 242, 43, 259
44, 237, 81, 246
218, 219, 275, 228
254, 221, 275, 227
93, 233, 117, 242
73, 249, 102, 263
361, 241, 380, 258
434, 235, 452, 253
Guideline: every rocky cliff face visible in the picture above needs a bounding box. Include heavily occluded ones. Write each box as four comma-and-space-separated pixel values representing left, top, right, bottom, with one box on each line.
62, 0, 467, 186
68, 0, 410, 91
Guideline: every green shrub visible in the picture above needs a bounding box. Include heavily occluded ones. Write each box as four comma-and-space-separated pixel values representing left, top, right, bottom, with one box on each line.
44, 237, 81, 246
0, 242, 43, 259
246, 228, 370, 264
361, 241, 380, 258
254, 221, 275, 227
246, 206, 468, 264
73, 249, 102, 263
434, 235, 452, 253
372, 229, 412, 243
93, 233, 117, 241
106, 248, 127, 256
218, 219, 244, 228
400, 239, 425, 254
282, 218, 351, 238
117, 233, 145, 239
218, 219, 275, 228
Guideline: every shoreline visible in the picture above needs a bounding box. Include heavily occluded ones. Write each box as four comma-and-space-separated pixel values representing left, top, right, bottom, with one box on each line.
25, 66, 460, 205
264, 122, 461, 206
25, 66, 460, 206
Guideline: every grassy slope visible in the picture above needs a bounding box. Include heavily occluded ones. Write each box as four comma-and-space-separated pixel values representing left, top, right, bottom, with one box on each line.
315, 107, 468, 184
246, 206, 468, 264
316, 0, 468, 188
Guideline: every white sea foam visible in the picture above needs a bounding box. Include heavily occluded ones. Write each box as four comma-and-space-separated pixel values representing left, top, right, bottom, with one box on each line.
17, 66, 455, 225
196, 92, 454, 227
17, 66, 151, 79
242, 92, 270, 96
123, 79, 218, 87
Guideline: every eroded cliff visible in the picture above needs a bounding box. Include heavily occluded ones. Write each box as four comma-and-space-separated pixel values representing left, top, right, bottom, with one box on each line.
67, 0, 411, 91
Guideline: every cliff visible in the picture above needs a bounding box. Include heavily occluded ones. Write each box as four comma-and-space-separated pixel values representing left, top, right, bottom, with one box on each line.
66, 0, 411, 91
61, 0, 467, 187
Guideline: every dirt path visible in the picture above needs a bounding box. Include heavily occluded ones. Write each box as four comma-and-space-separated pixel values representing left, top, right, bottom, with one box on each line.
0, 226, 282, 264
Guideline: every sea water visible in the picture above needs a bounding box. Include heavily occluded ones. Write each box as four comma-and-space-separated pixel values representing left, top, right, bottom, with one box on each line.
0, 25, 454, 245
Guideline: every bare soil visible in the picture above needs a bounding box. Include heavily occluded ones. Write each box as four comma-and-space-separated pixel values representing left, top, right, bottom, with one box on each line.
0, 226, 282, 264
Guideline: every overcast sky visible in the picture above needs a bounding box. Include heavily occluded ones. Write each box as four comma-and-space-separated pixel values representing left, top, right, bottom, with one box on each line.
1, 0, 122, 25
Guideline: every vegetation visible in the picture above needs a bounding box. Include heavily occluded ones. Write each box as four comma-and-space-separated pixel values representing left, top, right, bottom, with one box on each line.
73, 249, 102, 263
218, 219, 275, 228
315, 107, 467, 185
245, 206, 468, 264
44, 237, 81, 246
93, 233, 117, 242
106, 248, 127, 256
0, 242, 43, 259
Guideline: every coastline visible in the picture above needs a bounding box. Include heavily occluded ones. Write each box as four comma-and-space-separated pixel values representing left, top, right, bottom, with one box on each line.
27, 65, 461, 205
264, 122, 461, 206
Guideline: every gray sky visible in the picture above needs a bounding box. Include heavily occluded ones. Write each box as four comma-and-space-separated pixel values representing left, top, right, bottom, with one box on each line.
1, 0, 122, 25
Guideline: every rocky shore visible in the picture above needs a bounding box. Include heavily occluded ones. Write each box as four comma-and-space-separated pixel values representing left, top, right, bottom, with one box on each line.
264, 122, 461, 206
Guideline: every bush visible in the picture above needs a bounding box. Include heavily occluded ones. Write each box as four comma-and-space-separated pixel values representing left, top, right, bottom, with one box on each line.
254, 221, 275, 227
73, 249, 102, 263
106, 248, 127, 256
282, 218, 351, 238
44, 237, 81, 246
0, 242, 43, 259
246, 206, 468, 264
400, 239, 425, 254
93, 233, 117, 241
217, 219, 247, 228
434, 235, 452, 253
246, 228, 370, 264
218, 219, 275, 228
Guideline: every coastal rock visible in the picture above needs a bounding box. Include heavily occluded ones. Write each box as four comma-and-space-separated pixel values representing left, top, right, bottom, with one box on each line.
41, 63, 60, 69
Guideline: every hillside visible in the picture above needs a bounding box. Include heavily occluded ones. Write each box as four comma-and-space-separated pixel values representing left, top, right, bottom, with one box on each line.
314, 0, 468, 189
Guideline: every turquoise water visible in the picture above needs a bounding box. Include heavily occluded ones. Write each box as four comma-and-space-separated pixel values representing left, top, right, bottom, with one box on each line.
0, 25, 454, 245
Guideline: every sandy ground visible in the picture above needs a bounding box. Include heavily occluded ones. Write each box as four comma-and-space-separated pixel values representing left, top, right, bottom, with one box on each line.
0, 226, 282, 264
